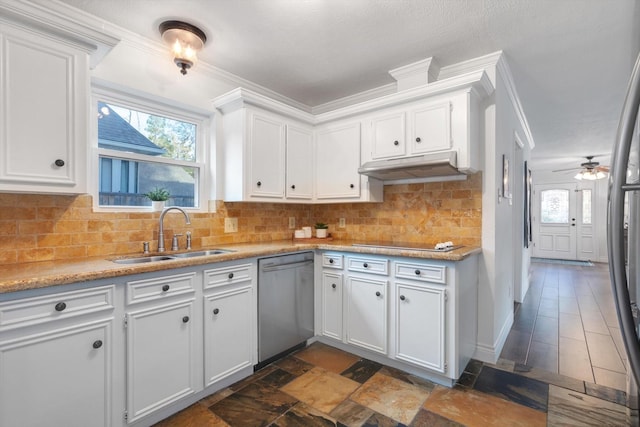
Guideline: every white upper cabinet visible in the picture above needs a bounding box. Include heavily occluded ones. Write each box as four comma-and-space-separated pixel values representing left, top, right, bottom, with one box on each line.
214, 72, 492, 203
215, 92, 314, 203
315, 122, 362, 200
315, 121, 384, 203
371, 112, 406, 160
247, 110, 286, 199
0, 6, 117, 194
366, 93, 474, 170
409, 100, 451, 155
0, 24, 88, 193
286, 124, 314, 200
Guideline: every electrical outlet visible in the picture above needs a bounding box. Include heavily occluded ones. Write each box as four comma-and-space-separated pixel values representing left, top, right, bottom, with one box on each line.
339, 218, 346, 228
224, 217, 238, 233
289, 217, 296, 229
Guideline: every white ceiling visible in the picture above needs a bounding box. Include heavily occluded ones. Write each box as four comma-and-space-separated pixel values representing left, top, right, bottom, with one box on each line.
57, 0, 640, 172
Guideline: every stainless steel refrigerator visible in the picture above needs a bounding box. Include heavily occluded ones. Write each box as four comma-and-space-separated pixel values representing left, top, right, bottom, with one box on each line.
609, 52, 640, 419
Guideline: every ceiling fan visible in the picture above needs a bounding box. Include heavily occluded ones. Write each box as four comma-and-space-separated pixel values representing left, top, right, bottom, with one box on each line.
552, 156, 610, 180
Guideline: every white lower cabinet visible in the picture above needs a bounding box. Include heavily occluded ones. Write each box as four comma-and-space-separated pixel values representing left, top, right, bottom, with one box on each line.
317, 251, 478, 384
320, 271, 343, 340
125, 299, 197, 423
395, 281, 446, 372
204, 282, 254, 386
345, 275, 388, 354
0, 285, 115, 427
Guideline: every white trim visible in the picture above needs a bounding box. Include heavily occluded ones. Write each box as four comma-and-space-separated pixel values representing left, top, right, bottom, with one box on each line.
0, 0, 119, 67
314, 71, 494, 124
311, 83, 397, 115
212, 87, 315, 124
438, 51, 503, 83
90, 84, 211, 212
496, 55, 535, 149
474, 310, 514, 363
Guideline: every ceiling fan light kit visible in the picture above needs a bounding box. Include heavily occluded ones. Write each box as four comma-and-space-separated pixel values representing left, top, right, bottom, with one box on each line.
553, 156, 609, 180
574, 169, 607, 180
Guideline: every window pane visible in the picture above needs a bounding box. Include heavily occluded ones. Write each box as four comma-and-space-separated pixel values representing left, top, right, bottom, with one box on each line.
99, 156, 196, 208
540, 189, 569, 224
582, 189, 592, 224
97, 101, 196, 162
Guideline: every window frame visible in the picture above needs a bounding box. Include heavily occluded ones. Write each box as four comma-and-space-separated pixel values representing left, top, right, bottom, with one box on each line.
90, 81, 212, 212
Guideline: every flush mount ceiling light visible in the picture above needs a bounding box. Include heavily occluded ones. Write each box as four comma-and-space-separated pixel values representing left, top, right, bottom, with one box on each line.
159, 20, 207, 76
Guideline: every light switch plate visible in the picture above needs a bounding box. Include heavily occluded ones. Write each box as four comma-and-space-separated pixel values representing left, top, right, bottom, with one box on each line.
339, 218, 346, 228
289, 217, 296, 229
224, 217, 238, 233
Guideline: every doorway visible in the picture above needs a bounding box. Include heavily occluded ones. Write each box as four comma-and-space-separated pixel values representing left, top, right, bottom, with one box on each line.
532, 182, 595, 261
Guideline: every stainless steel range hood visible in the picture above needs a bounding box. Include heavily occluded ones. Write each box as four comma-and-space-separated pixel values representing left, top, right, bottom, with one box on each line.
358, 151, 464, 181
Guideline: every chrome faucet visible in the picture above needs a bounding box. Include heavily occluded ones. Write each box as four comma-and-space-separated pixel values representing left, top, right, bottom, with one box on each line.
157, 207, 191, 252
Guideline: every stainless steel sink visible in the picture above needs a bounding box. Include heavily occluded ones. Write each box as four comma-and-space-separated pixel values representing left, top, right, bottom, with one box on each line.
170, 249, 234, 258
111, 249, 234, 264
113, 256, 175, 264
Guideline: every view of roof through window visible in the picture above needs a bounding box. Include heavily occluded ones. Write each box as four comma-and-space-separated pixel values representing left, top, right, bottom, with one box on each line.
97, 101, 198, 208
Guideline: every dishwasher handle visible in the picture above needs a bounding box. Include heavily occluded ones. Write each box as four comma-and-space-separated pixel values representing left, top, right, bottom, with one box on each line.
260, 259, 313, 272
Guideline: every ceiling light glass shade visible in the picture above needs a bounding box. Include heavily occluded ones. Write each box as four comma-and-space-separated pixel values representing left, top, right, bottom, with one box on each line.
574, 169, 607, 180
159, 21, 207, 75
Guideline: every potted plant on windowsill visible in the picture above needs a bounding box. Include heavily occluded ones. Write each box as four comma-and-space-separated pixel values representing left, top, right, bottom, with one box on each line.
315, 222, 329, 238
145, 187, 170, 211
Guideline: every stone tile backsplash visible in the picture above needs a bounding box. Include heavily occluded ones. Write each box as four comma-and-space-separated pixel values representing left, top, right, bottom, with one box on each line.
0, 173, 481, 265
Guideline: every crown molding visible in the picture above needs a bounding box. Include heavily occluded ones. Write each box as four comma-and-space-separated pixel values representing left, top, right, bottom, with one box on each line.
0, 0, 120, 67
314, 70, 494, 124
311, 83, 397, 115
212, 87, 316, 124
438, 51, 503, 85
496, 54, 535, 149
389, 57, 440, 91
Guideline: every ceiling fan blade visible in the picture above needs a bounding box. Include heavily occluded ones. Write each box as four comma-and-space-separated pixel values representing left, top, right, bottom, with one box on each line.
552, 166, 581, 172
597, 165, 610, 172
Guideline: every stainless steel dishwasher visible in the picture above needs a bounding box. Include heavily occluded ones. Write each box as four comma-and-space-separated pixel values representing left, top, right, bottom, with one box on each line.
257, 251, 314, 369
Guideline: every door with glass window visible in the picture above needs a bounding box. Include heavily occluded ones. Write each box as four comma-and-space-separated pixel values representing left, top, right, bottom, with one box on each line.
533, 183, 594, 260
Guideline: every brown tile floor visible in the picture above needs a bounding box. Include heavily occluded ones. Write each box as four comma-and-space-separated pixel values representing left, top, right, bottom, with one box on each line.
501, 260, 627, 390
154, 341, 629, 426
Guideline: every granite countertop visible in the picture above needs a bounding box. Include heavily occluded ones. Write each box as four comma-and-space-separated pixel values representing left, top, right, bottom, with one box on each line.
0, 240, 481, 294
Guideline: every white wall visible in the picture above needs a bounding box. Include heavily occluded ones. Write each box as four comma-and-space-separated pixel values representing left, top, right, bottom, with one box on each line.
475, 60, 533, 363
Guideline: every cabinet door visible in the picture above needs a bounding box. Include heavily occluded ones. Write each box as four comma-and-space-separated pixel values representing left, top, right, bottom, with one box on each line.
0, 25, 87, 193
409, 101, 451, 155
395, 282, 446, 372
0, 320, 112, 427
126, 299, 196, 423
371, 112, 406, 159
321, 271, 343, 340
286, 124, 314, 199
204, 285, 254, 386
248, 111, 285, 198
315, 123, 361, 199
345, 275, 387, 354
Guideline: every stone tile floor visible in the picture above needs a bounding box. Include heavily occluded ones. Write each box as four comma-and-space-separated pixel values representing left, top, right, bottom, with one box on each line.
154, 342, 629, 426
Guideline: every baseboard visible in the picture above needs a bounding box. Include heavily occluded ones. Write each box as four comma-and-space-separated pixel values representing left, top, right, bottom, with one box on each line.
474, 310, 514, 363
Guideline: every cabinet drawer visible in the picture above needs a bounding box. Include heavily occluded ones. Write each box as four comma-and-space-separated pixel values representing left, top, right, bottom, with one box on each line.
126, 272, 196, 305
347, 257, 389, 275
204, 263, 252, 289
0, 285, 115, 330
395, 262, 446, 284
322, 253, 343, 269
